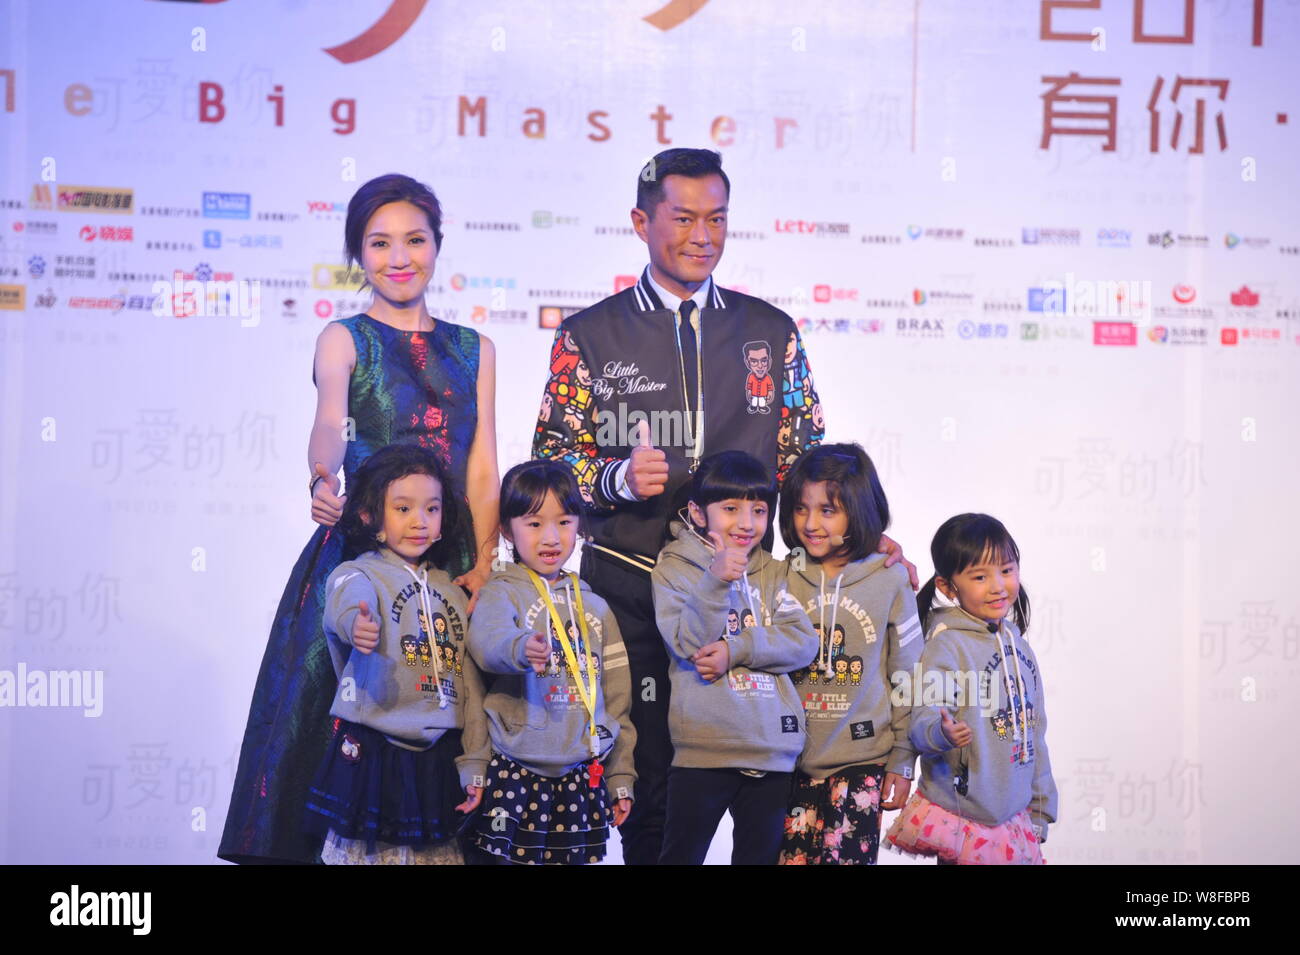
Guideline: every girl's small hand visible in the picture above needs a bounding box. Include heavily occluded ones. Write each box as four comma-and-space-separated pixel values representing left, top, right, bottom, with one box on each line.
940, 708, 973, 747
524, 632, 550, 674
881, 771, 912, 810
456, 785, 483, 813
453, 562, 491, 614
877, 533, 919, 591
311, 461, 347, 527
352, 600, 380, 654
707, 531, 748, 582
691, 640, 730, 682
612, 797, 633, 827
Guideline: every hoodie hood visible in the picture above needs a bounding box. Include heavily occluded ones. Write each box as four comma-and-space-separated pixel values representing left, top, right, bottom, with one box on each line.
790, 550, 891, 591
489, 557, 594, 597
662, 518, 778, 577
925, 604, 1011, 642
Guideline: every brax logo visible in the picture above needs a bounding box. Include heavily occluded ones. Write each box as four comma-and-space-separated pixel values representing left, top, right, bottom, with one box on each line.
781, 714, 800, 733
49, 885, 151, 935
850, 720, 875, 740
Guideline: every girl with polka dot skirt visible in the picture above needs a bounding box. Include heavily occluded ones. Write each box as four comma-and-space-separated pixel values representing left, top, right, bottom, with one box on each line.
464, 461, 636, 864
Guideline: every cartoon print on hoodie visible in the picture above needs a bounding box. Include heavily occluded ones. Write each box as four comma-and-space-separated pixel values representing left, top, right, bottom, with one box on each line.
783, 552, 924, 784
908, 607, 1057, 840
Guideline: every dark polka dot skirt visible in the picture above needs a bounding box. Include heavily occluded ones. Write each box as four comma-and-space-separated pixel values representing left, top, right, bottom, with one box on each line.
465, 752, 611, 865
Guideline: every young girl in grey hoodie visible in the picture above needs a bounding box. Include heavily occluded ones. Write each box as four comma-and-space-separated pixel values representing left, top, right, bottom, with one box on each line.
885, 513, 1057, 865
777, 444, 923, 865
652, 451, 818, 865
304, 444, 490, 865
465, 461, 636, 865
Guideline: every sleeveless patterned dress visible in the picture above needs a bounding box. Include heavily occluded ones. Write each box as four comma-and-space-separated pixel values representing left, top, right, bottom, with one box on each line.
219, 315, 480, 864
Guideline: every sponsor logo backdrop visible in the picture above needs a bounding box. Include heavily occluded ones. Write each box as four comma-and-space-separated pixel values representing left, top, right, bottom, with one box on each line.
1, 0, 1297, 863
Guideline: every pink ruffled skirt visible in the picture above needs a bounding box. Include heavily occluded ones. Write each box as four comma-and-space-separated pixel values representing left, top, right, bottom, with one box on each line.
884, 790, 1044, 865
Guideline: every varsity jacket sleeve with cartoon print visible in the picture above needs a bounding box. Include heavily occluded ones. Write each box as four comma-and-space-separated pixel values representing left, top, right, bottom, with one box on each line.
465, 579, 534, 675
775, 324, 824, 487
1028, 676, 1058, 842
884, 581, 926, 778
725, 582, 819, 675
531, 325, 623, 510
596, 603, 638, 802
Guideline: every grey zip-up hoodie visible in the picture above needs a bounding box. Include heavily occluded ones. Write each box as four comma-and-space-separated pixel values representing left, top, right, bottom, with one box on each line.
467, 561, 636, 801
324, 548, 490, 790
785, 554, 924, 780
909, 606, 1058, 840
652, 520, 819, 772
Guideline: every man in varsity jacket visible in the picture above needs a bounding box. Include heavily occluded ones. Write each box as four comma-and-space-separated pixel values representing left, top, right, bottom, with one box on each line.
531, 147, 826, 864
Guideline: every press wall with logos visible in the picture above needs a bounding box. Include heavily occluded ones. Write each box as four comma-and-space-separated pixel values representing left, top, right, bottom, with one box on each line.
1, 0, 1298, 863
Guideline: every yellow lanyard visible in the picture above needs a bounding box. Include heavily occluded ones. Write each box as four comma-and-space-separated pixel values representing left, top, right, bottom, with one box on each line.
524, 567, 599, 756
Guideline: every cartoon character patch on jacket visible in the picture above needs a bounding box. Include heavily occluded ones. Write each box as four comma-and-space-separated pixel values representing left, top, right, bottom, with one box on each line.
743, 340, 775, 414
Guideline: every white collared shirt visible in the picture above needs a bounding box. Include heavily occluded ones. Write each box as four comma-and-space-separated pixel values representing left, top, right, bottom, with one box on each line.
645, 267, 712, 332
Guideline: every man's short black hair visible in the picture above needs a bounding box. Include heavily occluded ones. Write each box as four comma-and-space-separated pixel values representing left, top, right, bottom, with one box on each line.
636, 148, 731, 218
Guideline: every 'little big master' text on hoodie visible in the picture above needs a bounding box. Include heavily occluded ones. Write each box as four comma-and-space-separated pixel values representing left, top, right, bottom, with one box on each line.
785, 553, 924, 780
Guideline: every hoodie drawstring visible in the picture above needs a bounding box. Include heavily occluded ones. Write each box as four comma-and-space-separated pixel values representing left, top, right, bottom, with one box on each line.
818, 568, 843, 677
991, 620, 1029, 763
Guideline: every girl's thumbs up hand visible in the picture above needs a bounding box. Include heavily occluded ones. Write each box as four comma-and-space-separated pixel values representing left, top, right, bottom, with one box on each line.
940, 707, 972, 747
707, 531, 747, 583
524, 632, 550, 674
352, 600, 380, 654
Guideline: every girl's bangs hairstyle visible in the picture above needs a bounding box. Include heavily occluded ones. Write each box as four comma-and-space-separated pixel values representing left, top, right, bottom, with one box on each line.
686, 450, 776, 528
337, 443, 471, 568
917, 513, 1030, 634
499, 459, 586, 531
778, 443, 889, 563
